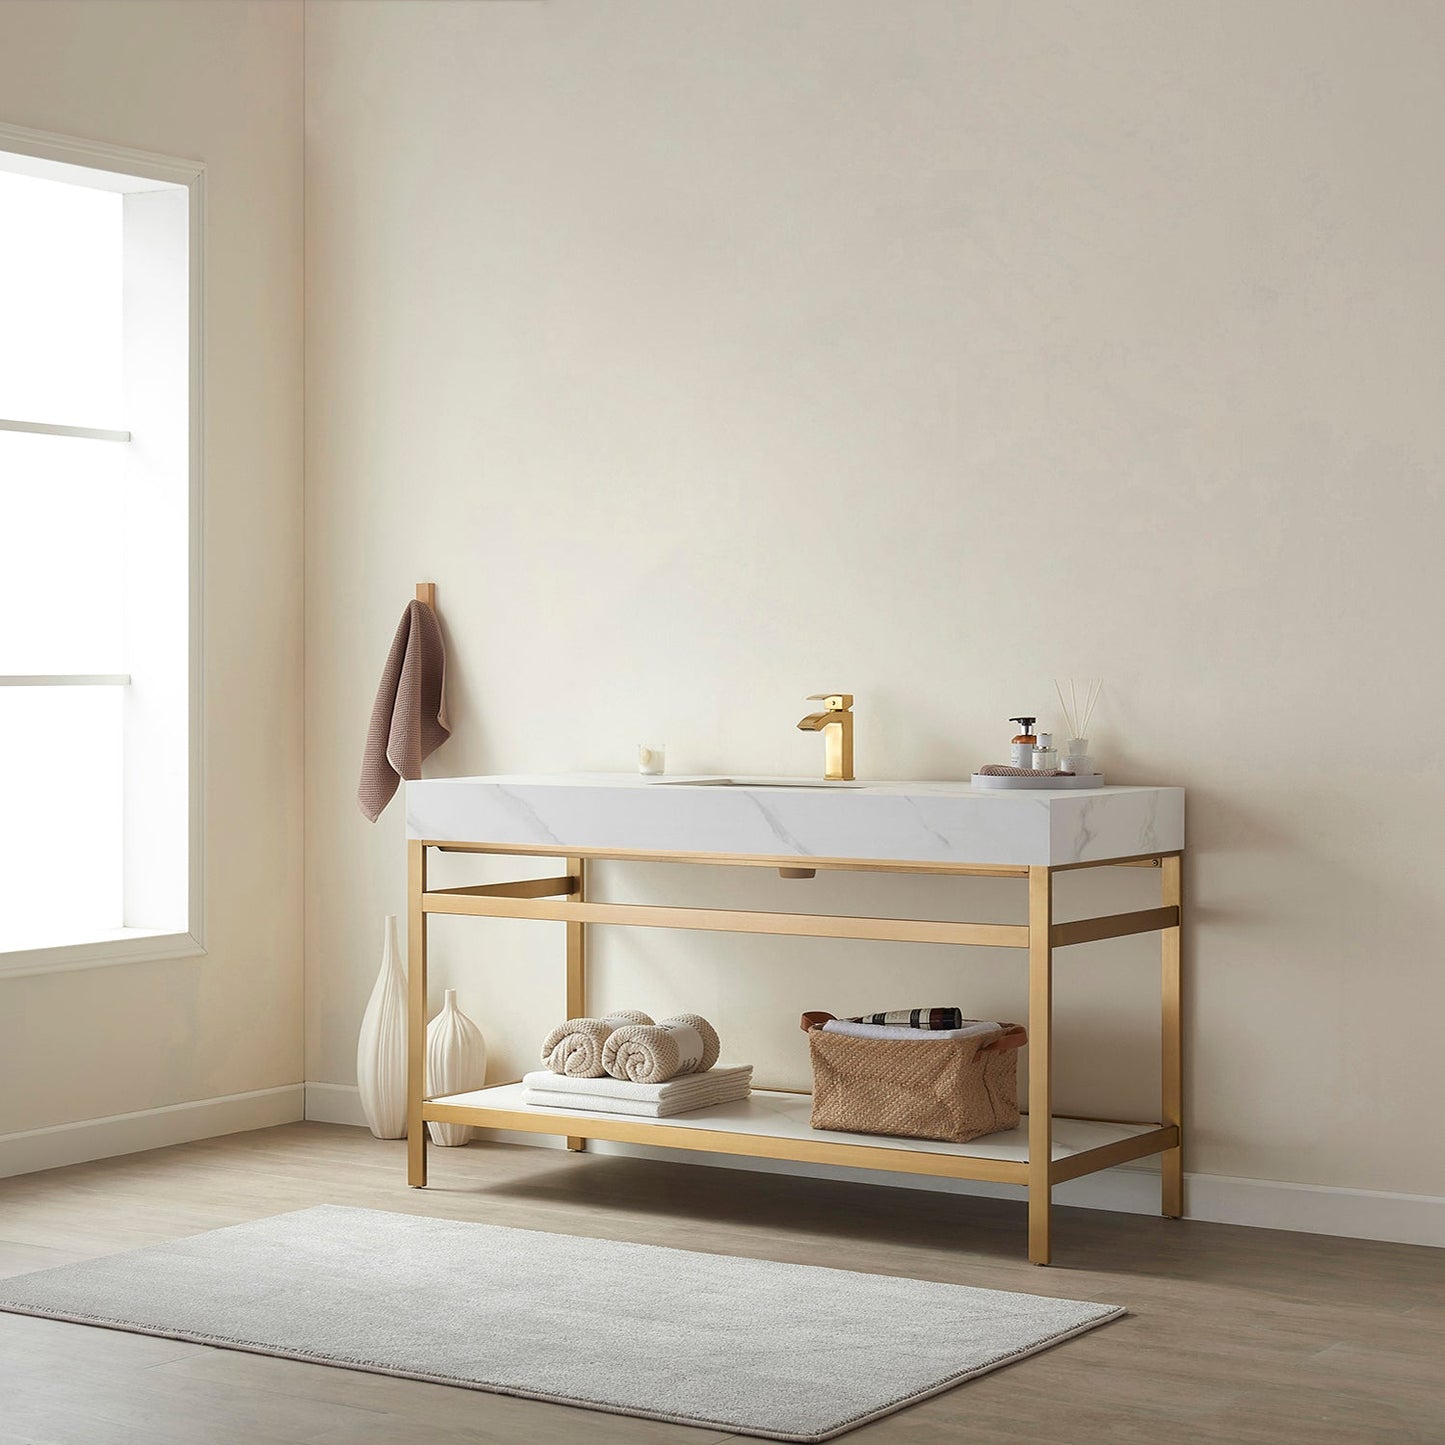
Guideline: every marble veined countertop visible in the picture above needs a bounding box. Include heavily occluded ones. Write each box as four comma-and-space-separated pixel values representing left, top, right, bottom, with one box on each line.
406, 773, 1183, 868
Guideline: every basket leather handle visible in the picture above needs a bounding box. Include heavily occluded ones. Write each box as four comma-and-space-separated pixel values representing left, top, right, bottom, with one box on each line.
979, 1024, 1028, 1053
800, 1011, 835, 1032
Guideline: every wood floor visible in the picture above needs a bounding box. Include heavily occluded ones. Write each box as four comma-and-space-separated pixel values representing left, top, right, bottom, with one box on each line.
0, 1124, 1440, 1444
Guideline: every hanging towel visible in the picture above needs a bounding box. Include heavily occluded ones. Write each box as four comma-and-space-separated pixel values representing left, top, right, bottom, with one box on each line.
540, 1012, 654, 1078
358, 599, 450, 822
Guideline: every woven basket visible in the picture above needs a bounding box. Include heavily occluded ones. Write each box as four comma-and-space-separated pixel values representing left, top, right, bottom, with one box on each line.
801, 1013, 1027, 1144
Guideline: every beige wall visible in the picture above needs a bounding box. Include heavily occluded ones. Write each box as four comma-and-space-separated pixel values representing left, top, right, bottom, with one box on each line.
8, 0, 1435, 1212
300, 0, 1445, 1202
0, 1, 304, 1132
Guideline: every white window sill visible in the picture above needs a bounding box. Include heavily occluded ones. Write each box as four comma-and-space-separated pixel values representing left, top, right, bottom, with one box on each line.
0, 929, 205, 980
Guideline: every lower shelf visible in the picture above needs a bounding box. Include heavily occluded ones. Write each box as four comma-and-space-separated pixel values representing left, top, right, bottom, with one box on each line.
425, 1084, 1176, 1188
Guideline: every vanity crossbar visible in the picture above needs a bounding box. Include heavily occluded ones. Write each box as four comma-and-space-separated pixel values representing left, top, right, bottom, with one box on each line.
404, 776, 1185, 1265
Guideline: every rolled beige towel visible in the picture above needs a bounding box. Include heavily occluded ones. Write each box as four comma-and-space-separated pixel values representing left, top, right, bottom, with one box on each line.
603, 1013, 721, 1083
540, 1011, 653, 1078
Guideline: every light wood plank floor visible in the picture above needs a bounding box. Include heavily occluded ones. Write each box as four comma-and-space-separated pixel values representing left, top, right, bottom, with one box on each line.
0, 1123, 1440, 1443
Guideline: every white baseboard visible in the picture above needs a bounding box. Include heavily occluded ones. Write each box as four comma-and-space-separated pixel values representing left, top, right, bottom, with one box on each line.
0, 1084, 304, 1180
304, 1081, 370, 1128
1179, 1169, 1444, 1248
304, 1081, 1443, 1250
304, 1082, 556, 1148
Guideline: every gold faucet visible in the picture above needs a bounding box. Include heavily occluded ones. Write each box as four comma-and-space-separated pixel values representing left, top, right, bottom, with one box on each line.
797, 693, 855, 781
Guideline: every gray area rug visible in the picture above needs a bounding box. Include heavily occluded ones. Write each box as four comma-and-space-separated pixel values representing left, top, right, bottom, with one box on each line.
0, 1205, 1121, 1441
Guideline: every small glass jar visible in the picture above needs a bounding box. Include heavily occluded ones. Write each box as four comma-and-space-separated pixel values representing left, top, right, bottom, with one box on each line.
1031, 732, 1059, 770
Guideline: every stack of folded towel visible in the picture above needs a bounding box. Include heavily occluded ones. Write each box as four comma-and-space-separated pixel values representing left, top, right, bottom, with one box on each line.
520, 1064, 753, 1119
531, 1010, 747, 1117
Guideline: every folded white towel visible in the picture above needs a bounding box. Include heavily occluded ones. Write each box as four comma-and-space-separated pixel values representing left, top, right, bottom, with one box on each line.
520, 1064, 752, 1104
521, 1083, 752, 1119
820, 1020, 1001, 1041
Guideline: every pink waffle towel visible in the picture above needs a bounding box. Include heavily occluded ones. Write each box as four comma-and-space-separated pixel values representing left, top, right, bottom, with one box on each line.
976, 763, 1072, 777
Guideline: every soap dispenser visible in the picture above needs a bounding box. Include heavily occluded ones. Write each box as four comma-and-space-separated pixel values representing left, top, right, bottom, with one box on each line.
1009, 717, 1038, 769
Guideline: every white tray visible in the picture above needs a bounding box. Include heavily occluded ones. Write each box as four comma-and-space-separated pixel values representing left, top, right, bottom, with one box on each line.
971, 772, 1105, 790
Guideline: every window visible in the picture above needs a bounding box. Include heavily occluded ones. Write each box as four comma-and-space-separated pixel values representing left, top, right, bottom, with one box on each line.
0, 126, 203, 977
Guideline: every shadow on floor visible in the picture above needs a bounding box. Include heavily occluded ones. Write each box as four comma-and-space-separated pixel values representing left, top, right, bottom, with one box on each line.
455, 1143, 1442, 1304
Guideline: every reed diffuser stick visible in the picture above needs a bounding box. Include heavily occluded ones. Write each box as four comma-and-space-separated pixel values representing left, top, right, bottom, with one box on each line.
1053, 677, 1103, 741
1079, 679, 1103, 738
1054, 678, 1073, 737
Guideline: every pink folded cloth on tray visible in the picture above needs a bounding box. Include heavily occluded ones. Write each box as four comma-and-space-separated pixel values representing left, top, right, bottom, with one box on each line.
977, 764, 1070, 777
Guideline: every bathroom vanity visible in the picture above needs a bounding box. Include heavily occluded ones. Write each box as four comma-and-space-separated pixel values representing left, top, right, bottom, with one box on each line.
404, 773, 1185, 1265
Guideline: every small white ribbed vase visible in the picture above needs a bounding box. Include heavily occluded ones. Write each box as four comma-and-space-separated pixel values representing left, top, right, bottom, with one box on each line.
426, 989, 487, 1145
356, 914, 408, 1140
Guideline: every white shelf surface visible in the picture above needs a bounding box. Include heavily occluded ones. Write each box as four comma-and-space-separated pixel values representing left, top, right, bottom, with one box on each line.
431, 1084, 1160, 1165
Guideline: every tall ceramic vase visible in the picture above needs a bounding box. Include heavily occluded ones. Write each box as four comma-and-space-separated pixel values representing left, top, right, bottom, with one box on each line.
426, 989, 487, 1145
357, 914, 408, 1139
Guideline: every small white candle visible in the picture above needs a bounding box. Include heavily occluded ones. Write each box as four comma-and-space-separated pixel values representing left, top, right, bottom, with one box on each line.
638, 743, 666, 775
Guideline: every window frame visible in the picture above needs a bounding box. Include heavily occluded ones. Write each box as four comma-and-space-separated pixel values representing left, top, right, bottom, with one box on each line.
0, 121, 206, 981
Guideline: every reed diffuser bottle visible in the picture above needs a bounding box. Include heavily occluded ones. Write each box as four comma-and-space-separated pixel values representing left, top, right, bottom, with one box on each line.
1053, 679, 1103, 774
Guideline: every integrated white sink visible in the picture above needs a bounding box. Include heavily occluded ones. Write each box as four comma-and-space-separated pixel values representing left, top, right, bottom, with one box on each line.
407, 772, 1184, 867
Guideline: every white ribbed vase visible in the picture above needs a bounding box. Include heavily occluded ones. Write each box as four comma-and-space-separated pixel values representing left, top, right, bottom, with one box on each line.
356, 914, 408, 1139
426, 989, 487, 1145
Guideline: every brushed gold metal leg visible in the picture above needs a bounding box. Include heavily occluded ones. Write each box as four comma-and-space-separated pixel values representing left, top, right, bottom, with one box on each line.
1161, 854, 1184, 1218
565, 856, 587, 1152
1028, 865, 1053, 1265
407, 840, 429, 1187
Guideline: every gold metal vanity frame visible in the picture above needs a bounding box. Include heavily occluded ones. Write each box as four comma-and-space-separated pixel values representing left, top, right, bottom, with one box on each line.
405, 839, 1183, 1266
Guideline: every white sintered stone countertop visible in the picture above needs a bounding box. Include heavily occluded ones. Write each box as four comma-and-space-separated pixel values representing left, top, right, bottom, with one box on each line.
406, 773, 1184, 868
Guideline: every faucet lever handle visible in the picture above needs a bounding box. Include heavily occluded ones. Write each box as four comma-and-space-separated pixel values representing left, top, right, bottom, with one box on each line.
806, 693, 853, 712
